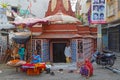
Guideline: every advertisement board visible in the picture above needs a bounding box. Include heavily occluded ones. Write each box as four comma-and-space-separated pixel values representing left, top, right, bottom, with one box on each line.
91, 0, 106, 24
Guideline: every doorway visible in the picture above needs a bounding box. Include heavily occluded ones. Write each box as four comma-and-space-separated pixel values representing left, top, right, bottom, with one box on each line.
53, 43, 66, 63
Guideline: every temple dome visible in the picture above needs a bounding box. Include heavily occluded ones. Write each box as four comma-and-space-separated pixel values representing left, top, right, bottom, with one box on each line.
44, 11, 81, 24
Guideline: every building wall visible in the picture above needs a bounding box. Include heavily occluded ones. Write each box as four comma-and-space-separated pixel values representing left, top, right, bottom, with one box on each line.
43, 24, 77, 33
108, 27, 120, 52
103, 0, 120, 52
106, 0, 118, 23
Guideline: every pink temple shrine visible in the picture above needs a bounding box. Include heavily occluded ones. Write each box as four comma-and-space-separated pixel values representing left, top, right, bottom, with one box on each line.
13, 0, 97, 66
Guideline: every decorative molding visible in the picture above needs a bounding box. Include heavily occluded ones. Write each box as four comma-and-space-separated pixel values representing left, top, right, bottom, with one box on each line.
51, 0, 57, 11
44, 29, 78, 32
63, 0, 69, 11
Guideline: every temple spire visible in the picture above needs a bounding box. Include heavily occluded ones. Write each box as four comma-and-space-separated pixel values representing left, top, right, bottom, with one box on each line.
45, 0, 75, 17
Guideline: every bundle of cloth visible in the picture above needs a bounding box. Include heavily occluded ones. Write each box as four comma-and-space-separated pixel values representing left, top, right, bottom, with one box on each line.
6, 59, 26, 67
80, 59, 93, 78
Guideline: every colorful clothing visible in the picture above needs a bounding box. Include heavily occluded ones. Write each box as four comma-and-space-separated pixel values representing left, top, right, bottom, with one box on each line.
18, 47, 25, 60
80, 59, 93, 77
31, 54, 42, 64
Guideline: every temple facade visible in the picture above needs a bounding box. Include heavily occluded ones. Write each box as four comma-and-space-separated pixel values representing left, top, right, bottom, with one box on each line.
27, 0, 97, 65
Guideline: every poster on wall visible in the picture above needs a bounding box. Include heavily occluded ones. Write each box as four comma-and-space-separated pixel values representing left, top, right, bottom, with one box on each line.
91, 0, 106, 24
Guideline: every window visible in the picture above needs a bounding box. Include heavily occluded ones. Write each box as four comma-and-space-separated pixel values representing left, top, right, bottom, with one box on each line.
106, 4, 115, 17
32, 39, 41, 55
36, 40, 41, 55
77, 40, 83, 62
78, 40, 83, 53
118, 0, 120, 11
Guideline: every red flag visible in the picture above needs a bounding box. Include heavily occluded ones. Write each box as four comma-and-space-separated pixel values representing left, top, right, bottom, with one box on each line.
27, 1, 32, 13
29, 1, 32, 8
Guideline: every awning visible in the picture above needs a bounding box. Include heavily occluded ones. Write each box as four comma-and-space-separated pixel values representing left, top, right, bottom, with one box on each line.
12, 32, 31, 44
103, 23, 120, 29
107, 23, 120, 28
11, 18, 49, 27
12, 35, 30, 44
33, 33, 75, 39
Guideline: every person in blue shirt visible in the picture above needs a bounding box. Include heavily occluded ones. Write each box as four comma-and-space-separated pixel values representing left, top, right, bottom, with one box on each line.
31, 50, 42, 64
18, 44, 25, 60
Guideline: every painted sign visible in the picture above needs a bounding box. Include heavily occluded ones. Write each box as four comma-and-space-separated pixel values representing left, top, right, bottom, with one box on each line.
91, 0, 106, 24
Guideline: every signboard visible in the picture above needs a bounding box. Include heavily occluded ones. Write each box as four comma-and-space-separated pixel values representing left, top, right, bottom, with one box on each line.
91, 0, 106, 24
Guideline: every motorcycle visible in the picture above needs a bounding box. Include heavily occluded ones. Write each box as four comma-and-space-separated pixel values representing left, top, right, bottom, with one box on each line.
91, 50, 116, 67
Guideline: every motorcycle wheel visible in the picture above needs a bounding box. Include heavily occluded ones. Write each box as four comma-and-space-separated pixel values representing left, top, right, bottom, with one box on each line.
96, 59, 100, 65
108, 59, 115, 67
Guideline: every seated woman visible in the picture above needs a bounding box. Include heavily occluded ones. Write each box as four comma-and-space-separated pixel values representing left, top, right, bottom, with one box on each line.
31, 50, 42, 64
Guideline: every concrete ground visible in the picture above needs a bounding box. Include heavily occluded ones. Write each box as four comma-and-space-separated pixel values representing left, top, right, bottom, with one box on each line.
0, 55, 120, 80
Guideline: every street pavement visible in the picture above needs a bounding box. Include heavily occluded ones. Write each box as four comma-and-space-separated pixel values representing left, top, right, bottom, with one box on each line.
0, 55, 120, 80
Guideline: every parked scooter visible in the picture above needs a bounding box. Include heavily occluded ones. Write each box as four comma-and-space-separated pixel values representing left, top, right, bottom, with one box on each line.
91, 50, 116, 67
